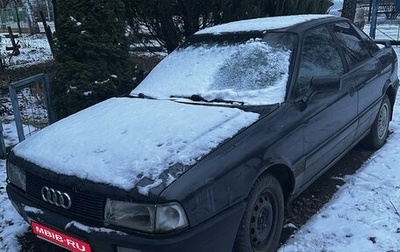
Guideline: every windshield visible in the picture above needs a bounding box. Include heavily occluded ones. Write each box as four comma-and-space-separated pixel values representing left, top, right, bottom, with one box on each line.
131, 32, 297, 105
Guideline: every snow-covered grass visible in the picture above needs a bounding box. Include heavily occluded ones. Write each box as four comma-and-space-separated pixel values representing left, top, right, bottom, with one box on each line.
0, 33, 53, 68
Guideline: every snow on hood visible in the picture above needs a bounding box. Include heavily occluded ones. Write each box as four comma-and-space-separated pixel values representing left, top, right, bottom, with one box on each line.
13, 98, 259, 194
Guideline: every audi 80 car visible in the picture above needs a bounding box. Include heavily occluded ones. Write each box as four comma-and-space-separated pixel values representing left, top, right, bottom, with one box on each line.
6, 15, 399, 252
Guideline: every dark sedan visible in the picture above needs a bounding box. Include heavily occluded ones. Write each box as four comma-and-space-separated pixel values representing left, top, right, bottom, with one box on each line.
6, 15, 399, 252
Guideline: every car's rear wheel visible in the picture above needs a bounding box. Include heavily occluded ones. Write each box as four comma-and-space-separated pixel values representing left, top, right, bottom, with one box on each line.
234, 174, 284, 252
363, 94, 391, 149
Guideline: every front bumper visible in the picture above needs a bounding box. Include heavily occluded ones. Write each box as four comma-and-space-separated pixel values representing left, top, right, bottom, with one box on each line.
7, 184, 245, 252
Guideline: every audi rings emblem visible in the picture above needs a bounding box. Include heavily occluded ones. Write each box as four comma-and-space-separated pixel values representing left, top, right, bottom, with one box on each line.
41, 186, 72, 209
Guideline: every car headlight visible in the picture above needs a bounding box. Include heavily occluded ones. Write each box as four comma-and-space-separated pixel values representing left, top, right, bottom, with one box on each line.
104, 199, 188, 233
6, 160, 26, 191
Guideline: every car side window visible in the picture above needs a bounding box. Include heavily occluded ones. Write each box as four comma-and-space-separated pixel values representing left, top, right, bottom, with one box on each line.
332, 22, 371, 68
352, 24, 380, 55
295, 26, 344, 97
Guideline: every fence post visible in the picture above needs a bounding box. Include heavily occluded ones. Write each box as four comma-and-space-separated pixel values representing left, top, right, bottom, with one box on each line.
43, 74, 56, 123
9, 83, 25, 142
0, 122, 6, 157
14, 6, 21, 35
370, 0, 380, 39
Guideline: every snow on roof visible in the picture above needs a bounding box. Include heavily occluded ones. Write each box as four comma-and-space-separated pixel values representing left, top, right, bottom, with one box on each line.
196, 14, 332, 35
13, 98, 259, 194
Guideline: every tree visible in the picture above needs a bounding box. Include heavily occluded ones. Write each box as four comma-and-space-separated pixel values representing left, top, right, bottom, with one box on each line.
124, 0, 332, 53
341, 0, 357, 21
52, 0, 140, 118
21, 0, 40, 33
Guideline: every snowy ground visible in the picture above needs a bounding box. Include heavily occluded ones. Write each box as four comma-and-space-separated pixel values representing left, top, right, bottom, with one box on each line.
279, 88, 400, 251
1, 25, 400, 252
0, 33, 53, 68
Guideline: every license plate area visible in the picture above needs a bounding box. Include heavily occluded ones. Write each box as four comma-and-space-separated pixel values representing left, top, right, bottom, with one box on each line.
31, 221, 92, 252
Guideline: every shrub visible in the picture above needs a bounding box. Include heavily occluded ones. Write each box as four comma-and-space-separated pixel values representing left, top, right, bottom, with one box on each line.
53, 0, 140, 118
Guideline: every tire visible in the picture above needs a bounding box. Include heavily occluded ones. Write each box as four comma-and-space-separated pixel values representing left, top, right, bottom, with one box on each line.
363, 94, 391, 150
234, 174, 284, 252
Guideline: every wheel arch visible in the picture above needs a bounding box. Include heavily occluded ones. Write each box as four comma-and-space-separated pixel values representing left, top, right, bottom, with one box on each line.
386, 85, 396, 121
262, 164, 295, 205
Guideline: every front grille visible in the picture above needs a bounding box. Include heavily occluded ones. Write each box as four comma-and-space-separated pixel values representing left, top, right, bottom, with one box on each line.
26, 173, 105, 224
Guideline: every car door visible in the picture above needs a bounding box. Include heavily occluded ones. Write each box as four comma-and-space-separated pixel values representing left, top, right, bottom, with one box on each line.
292, 24, 358, 185
330, 21, 386, 139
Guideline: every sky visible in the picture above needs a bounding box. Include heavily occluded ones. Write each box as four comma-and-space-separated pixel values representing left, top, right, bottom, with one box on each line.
1, 23, 400, 251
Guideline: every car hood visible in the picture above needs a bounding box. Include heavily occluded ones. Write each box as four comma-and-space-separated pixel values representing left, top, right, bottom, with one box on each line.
12, 98, 259, 195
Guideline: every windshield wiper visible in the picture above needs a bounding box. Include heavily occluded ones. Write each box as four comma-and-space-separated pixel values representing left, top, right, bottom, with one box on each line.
212, 98, 244, 106
130, 93, 156, 99
187, 94, 207, 102
170, 94, 244, 105
169, 94, 205, 102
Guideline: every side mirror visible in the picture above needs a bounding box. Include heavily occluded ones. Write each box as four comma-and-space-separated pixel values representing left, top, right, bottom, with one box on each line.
297, 76, 341, 111
311, 76, 341, 93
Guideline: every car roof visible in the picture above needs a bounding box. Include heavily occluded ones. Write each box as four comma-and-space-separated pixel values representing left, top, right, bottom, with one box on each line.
195, 14, 345, 35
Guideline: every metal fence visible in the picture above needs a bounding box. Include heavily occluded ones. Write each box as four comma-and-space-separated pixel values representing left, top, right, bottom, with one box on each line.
0, 74, 55, 156
0, 7, 28, 23
0, 7, 30, 33
8, 73, 55, 142
0, 74, 55, 157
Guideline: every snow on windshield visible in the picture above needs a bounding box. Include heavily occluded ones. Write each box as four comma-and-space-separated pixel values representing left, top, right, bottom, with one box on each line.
132, 39, 291, 105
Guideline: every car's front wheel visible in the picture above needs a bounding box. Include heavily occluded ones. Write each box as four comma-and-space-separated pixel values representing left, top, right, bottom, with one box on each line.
363, 94, 391, 149
234, 174, 284, 252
